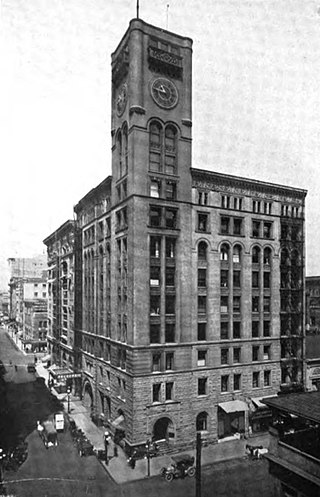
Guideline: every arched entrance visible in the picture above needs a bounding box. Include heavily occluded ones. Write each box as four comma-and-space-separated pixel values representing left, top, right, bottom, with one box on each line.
153, 417, 175, 441
82, 382, 93, 411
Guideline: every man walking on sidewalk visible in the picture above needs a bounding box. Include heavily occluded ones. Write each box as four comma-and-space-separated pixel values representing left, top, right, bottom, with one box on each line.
104, 431, 111, 465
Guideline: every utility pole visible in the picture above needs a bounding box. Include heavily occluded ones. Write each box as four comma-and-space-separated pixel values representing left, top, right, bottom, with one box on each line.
195, 432, 202, 497
146, 439, 151, 477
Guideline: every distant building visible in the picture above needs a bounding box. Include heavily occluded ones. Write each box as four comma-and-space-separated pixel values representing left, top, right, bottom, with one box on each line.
264, 392, 320, 496
306, 276, 320, 335
0, 292, 9, 316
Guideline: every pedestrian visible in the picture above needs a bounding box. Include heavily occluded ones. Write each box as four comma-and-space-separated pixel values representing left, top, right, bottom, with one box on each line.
37, 421, 44, 440
113, 445, 118, 458
14, 364, 18, 371
104, 431, 110, 464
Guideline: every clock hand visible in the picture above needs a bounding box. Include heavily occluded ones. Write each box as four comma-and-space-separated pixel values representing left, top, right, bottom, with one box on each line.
157, 84, 167, 94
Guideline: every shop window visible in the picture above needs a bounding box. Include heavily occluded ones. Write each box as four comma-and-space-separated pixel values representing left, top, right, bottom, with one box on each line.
166, 266, 175, 287
233, 270, 241, 288
252, 296, 259, 313
152, 353, 161, 372
198, 241, 207, 261
233, 321, 241, 339
252, 346, 259, 361
220, 296, 228, 313
197, 350, 207, 367
233, 348, 241, 363
221, 270, 229, 288
252, 221, 261, 238
252, 372, 260, 388
221, 348, 229, 365
252, 271, 259, 288
252, 321, 259, 337
198, 378, 207, 396
198, 213, 209, 232
198, 322, 206, 341
220, 243, 229, 261
152, 383, 161, 402
165, 294, 175, 314
165, 323, 175, 342
165, 382, 174, 400
221, 375, 229, 392
165, 352, 174, 370
220, 216, 230, 234
150, 324, 160, 343
264, 370, 271, 386
198, 268, 207, 287
233, 374, 241, 391
150, 295, 160, 315
221, 321, 229, 340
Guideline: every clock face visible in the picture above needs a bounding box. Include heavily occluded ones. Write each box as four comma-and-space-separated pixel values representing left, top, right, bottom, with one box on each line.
151, 78, 179, 109
116, 83, 128, 117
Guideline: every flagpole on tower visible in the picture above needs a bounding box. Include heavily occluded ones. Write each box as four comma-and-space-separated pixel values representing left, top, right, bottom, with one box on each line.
136, 0, 139, 19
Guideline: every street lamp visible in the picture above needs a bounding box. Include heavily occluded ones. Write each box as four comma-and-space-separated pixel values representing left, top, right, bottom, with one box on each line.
67, 386, 71, 414
145, 439, 151, 477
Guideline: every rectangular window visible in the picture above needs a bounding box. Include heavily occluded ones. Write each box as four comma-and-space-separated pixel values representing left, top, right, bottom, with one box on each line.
150, 206, 162, 227
221, 321, 229, 340
264, 296, 271, 313
165, 382, 173, 400
220, 216, 230, 235
152, 353, 161, 372
150, 266, 161, 286
220, 270, 229, 288
150, 324, 160, 343
221, 348, 229, 365
234, 374, 241, 391
165, 294, 175, 314
150, 179, 161, 198
150, 236, 161, 258
252, 346, 259, 361
263, 222, 272, 239
253, 372, 260, 388
165, 323, 175, 342
233, 296, 241, 313
233, 321, 241, 339
233, 348, 241, 363
252, 296, 259, 313
198, 268, 207, 287
264, 202, 272, 215
264, 370, 271, 386
252, 271, 259, 288
198, 350, 207, 367
150, 295, 160, 315
165, 208, 177, 229
198, 322, 206, 341
263, 272, 270, 288
233, 218, 242, 236
263, 345, 271, 360
263, 321, 270, 337
233, 270, 241, 288
165, 181, 176, 200
198, 377, 207, 395
221, 195, 230, 208
252, 321, 259, 338
150, 151, 161, 172
165, 266, 175, 287
252, 220, 261, 238
165, 353, 174, 370
166, 237, 175, 258
198, 295, 206, 314
198, 213, 209, 232
153, 383, 161, 402
220, 296, 228, 313
221, 375, 229, 392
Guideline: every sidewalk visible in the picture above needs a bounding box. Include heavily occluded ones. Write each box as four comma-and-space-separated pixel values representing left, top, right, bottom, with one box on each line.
58, 394, 270, 484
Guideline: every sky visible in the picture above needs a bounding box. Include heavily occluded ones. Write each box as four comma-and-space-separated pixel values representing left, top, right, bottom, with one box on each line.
0, 0, 320, 290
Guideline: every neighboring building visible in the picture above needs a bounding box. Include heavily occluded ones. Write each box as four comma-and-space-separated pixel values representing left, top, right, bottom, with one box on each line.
43, 220, 82, 394
21, 297, 48, 353
0, 291, 9, 316
70, 17, 307, 452
264, 392, 320, 497
306, 276, 320, 335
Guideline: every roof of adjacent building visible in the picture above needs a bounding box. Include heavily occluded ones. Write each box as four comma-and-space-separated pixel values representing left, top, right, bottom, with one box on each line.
263, 391, 320, 423
306, 335, 320, 360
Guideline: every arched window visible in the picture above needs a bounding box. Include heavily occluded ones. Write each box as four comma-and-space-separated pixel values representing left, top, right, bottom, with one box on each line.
149, 121, 162, 172
220, 243, 229, 261
196, 411, 208, 431
264, 247, 272, 265
252, 246, 260, 264
233, 245, 241, 264
116, 131, 122, 179
122, 123, 128, 176
164, 125, 177, 175
198, 241, 207, 261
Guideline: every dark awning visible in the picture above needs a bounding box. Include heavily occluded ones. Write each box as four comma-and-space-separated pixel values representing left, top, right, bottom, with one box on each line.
218, 400, 248, 413
49, 367, 82, 381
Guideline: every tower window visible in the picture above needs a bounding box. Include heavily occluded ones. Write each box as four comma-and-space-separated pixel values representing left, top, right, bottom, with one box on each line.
165, 323, 175, 342
165, 181, 177, 200
198, 322, 206, 341
150, 179, 161, 198
153, 383, 161, 402
198, 213, 209, 232
234, 374, 241, 391
198, 378, 207, 396
150, 324, 160, 343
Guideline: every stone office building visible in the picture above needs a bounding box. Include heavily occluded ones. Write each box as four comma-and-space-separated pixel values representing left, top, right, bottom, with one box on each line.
70, 18, 307, 451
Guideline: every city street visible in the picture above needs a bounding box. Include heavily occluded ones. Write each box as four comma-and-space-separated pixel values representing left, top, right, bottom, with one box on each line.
0, 327, 275, 496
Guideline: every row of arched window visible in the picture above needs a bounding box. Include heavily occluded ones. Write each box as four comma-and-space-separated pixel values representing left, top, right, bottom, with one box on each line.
197, 241, 273, 265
